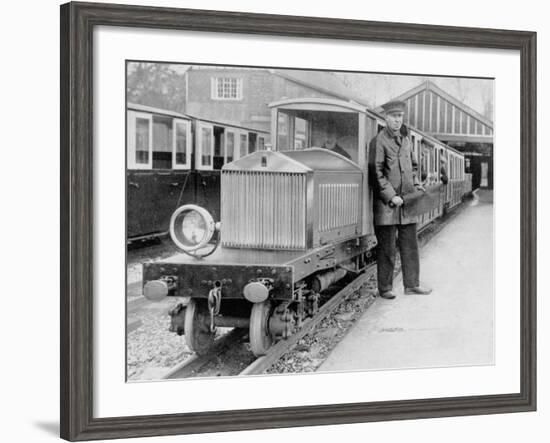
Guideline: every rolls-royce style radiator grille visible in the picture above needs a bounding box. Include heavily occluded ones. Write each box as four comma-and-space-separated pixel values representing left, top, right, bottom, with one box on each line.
221, 171, 307, 249
318, 183, 360, 232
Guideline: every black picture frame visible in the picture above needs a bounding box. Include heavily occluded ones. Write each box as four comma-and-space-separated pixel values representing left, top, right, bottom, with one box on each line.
60, 1, 537, 441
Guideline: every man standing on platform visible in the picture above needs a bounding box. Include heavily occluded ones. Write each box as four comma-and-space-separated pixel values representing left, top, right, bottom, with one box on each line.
370, 100, 432, 299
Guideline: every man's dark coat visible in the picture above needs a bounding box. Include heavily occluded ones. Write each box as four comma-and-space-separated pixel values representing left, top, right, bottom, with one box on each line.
369, 126, 421, 225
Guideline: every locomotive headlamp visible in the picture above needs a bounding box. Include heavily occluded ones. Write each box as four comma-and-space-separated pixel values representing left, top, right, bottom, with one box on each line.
170, 204, 218, 252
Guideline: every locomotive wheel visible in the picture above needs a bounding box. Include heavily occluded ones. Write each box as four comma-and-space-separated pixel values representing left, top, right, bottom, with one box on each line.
184, 299, 215, 356
249, 301, 274, 357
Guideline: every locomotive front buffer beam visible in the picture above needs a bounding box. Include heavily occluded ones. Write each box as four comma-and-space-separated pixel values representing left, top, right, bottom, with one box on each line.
143, 263, 294, 302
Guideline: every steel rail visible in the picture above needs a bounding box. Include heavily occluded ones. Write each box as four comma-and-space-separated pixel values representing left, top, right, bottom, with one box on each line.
239, 264, 376, 376
161, 328, 248, 380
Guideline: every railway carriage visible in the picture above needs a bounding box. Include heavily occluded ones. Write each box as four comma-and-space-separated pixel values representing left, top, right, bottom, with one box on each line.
127, 103, 270, 241
140, 97, 471, 357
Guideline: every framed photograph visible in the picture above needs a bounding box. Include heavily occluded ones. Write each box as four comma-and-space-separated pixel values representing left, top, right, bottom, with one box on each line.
60, 1, 536, 441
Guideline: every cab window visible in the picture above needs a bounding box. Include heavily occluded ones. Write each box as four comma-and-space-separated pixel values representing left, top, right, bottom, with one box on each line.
277, 113, 289, 149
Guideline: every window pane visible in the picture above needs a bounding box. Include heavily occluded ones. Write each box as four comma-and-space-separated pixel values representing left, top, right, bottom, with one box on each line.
295, 117, 308, 150
201, 128, 212, 166
240, 134, 247, 157
421, 147, 428, 180
277, 113, 289, 149
152, 120, 172, 169
175, 122, 188, 165
226, 132, 235, 162
215, 77, 241, 99
153, 121, 171, 153
135, 117, 150, 164
258, 137, 265, 150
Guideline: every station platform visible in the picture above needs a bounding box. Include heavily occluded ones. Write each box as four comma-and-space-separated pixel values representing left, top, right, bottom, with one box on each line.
319, 189, 494, 372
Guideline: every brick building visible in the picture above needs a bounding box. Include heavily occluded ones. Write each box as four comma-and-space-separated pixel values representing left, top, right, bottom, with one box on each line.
183, 66, 367, 135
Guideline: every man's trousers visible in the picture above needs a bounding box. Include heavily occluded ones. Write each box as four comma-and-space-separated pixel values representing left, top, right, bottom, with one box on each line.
374, 223, 420, 292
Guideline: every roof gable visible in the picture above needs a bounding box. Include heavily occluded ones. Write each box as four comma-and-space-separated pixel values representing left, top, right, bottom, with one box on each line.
376, 80, 493, 142
378, 80, 492, 128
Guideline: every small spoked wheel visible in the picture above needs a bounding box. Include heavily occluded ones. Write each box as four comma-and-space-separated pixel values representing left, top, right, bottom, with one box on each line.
184, 298, 215, 355
249, 301, 275, 357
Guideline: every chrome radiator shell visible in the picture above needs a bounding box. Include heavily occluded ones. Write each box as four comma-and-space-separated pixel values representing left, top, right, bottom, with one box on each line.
221, 171, 308, 249
221, 149, 364, 250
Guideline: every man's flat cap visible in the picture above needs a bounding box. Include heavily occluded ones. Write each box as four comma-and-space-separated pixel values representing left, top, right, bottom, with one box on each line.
382, 100, 406, 114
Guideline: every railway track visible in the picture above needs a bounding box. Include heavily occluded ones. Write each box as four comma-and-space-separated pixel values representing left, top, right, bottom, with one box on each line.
159, 265, 376, 380
162, 328, 251, 379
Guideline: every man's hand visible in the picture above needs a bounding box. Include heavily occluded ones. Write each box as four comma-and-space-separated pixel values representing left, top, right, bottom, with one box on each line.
390, 195, 404, 207
415, 185, 426, 192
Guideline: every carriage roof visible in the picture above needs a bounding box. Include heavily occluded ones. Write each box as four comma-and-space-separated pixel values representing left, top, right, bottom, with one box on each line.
127, 102, 269, 134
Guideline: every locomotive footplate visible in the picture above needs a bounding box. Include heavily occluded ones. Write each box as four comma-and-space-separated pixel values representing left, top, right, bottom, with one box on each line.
143, 262, 294, 300
142, 234, 376, 301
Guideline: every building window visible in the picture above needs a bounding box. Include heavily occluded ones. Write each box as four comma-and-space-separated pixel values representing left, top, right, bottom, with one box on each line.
212, 77, 243, 100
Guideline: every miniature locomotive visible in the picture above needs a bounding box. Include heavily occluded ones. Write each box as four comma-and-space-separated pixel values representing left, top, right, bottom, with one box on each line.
143, 148, 376, 356
140, 98, 471, 356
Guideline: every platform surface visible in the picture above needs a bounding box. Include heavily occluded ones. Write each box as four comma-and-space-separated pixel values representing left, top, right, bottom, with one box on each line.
319, 190, 494, 372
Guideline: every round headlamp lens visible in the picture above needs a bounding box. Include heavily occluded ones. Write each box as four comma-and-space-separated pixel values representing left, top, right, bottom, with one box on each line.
181, 210, 207, 245
170, 204, 217, 252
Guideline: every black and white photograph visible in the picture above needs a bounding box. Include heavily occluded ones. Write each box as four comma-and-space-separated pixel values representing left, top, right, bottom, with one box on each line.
126, 62, 495, 381
1, 0, 542, 442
